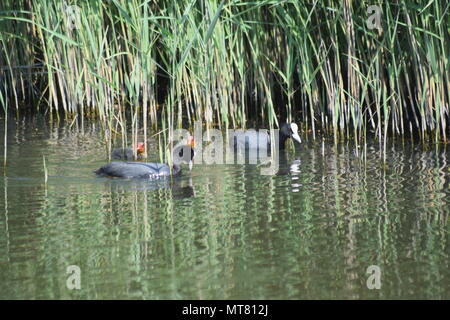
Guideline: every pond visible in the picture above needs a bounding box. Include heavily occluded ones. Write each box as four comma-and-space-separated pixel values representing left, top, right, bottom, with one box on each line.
0, 116, 449, 299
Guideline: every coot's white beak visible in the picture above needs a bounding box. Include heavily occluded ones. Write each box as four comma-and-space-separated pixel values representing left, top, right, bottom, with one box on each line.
290, 123, 301, 144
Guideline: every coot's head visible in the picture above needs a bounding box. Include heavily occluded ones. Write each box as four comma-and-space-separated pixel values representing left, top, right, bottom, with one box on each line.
280, 123, 301, 145
173, 136, 196, 171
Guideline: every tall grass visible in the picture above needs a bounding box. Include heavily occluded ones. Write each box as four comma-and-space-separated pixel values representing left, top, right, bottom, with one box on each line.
0, 0, 449, 150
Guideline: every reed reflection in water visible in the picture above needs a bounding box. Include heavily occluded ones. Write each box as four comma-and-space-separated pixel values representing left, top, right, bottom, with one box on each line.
0, 118, 449, 299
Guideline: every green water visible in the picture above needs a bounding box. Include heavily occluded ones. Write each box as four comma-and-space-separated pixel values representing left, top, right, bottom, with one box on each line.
0, 116, 449, 299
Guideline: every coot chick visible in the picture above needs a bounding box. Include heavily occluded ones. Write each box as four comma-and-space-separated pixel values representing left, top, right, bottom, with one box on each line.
112, 142, 145, 160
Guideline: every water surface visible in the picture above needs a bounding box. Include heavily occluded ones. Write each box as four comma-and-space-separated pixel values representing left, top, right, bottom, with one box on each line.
1, 116, 449, 299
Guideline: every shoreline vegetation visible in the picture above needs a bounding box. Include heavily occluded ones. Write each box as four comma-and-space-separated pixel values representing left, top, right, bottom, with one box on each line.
1, 0, 449, 160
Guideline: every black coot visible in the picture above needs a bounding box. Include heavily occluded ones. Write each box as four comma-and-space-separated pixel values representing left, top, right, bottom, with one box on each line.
231, 122, 301, 150
96, 137, 194, 179
112, 142, 145, 160
278, 122, 301, 149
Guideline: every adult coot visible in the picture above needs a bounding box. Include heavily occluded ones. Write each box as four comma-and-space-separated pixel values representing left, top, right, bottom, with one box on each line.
231, 122, 301, 151
112, 142, 145, 160
96, 137, 194, 179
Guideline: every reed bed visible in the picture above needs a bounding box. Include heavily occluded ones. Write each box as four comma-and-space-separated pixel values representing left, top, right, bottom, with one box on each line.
0, 0, 449, 151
